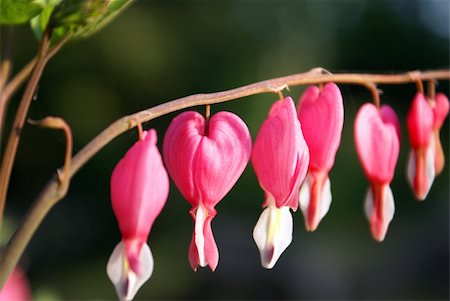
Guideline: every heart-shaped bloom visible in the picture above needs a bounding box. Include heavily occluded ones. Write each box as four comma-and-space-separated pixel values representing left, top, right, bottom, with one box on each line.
297, 83, 344, 231
107, 129, 169, 301
429, 93, 449, 175
354, 103, 400, 242
252, 97, 309, 268
163, 111, 251, 272
406, 93, 435, 200
0, 268, 31, 301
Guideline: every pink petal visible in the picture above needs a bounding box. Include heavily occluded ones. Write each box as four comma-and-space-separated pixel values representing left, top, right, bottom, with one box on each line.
0, 268, 31, 301
431, 93, 449, 130
354, 103, 400, 183
407, 93, 433, 148
380, 105, 401, 140
430, 93, 449, 174
364, 184, 395, 242
194, 112, 252, 209
297, 83, 344, 173
162, 112, 204, 207
111, 129, 169, 273
163, 111, 252, 209
299, 171, 332, 231
433, 129, 445, 175
188, 206, 219, 272
252, 97, 309, 210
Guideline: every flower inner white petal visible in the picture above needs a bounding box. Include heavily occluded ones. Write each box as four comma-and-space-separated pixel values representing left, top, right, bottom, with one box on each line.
253, 206, 293, 269
106, 241, 153, 301
194, 206, 207, 267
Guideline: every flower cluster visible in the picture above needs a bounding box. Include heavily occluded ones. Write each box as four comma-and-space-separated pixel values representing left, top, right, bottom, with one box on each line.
105, 84, 448, 300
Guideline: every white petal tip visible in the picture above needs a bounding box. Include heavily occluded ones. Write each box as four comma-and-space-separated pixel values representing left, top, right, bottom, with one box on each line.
364, 185, 395, 242
406, 146, 435, 201
253, 206, 293, 269
107, 242, 153, 301
299, 175, 332, 231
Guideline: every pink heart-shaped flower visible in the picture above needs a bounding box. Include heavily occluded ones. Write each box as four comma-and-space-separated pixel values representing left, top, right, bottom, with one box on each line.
355, 104, 400, 184
251, 97, 309, 268
163, 111, 252, 210
252, 97, 309, 210
431, 93, 449, 130
297, 83, 344, 173
430, 93, 449, 175
406, 93, 435, 200
407, 93, 433, 148
354, 103, 400, 242
108, 129, 169, 300
297, 83, 344, 231
163, 110, 252, 271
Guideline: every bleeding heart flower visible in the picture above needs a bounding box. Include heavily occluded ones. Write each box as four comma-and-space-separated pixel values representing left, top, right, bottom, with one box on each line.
297, 83, 344, 231
163, 111, 251, 272
429, 93, 449, 175
252, 97, 309, 268
354, 103, 400, 242
107, 129, 169, 301
0, 268, 31, 301
406, 93, 435, 200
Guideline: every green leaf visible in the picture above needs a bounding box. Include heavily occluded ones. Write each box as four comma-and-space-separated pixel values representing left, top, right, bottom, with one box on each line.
30, 0, 61, 41
51, 0, 134, 39
0, 0, 44, 24
30, 0, 133, 44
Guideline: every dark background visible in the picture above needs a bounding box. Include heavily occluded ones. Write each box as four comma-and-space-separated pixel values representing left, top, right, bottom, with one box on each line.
1, 0, 449, 300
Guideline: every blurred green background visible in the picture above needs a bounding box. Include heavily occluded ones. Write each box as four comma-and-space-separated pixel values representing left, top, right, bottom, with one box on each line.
1, 0, 449, 300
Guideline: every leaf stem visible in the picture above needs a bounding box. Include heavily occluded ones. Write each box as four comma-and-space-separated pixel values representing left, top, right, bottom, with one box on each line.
0, 68, 449, 287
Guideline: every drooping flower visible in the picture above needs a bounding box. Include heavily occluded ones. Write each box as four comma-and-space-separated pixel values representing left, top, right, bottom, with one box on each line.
297, 83, 344, 231
107, 129, 169, 301
354, 103, 400, 242
252, 97, 309, 268
163, 111, 251, 272
0, 268, 31, 301
406, 93, 435, 200
429, 93, 449, 175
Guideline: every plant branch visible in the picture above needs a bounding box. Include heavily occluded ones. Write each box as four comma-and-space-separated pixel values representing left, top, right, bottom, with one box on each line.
0, 67, 449, 287
0, 35, 71, 149
28, 117, 72, 191
0, 27, 14, 92
0, 27, 15, 145
0, 35, 70, 106
0, 30, 52, 229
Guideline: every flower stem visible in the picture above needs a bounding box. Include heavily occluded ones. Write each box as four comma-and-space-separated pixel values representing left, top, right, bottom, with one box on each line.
427, 80, 436, 101
204, 104, 211, 136
366, 82, 380, 109
131, 118, 144, 140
